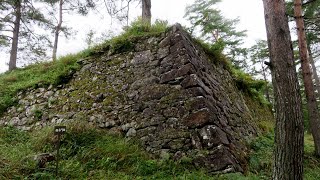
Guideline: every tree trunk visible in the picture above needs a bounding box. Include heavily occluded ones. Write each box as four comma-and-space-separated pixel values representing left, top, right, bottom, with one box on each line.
307, 44, 320, 99
52, 0, 63, 61
294, 0, 320, 156
142, 0, 151, 25
261, 62, 271, 103
9, 0, 22, 71
262, 0, 304, 179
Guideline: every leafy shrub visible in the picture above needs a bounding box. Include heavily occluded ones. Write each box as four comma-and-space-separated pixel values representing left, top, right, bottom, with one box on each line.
193, 38, 232, 71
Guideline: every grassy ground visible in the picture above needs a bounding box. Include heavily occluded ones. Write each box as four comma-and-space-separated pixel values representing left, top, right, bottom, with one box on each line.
0, 19, 168, 117
0, 121, 213, 179
0, 120, 319, 179
0, 54, 81, 116
1, 20, 318, 179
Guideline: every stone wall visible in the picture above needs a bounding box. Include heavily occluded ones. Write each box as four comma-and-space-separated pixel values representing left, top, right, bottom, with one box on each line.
0, 24, 272, 173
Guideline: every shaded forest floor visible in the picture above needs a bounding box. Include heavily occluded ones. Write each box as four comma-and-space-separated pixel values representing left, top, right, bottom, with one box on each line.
1, 120, 319, 179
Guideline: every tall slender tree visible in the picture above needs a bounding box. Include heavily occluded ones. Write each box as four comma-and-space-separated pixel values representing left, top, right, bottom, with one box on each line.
42, 0, 96, 61
307, 43, 320, 98
262, 0, 304, 179
249, 40, 271, 103
294, 0, 320, 157
8, 0, 21, 70
304, 1, 320, 98
0, 0, 51, 71
287, 0, 320, 99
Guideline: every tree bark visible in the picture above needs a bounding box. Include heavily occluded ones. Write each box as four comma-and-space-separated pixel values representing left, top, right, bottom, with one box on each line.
9, 0, 22, 71
52, 0, 63, 61
294, 0, 320, 156
262, 0, 304, 179
142, 0, 151, 25
307, 44, 320, 99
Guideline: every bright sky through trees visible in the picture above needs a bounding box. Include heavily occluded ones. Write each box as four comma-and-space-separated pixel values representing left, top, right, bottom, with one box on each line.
0, 0, 266, 72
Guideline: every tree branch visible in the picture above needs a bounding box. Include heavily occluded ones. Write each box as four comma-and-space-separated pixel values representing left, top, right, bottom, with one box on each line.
303, 0, 318, 6
0, 34, 13, 40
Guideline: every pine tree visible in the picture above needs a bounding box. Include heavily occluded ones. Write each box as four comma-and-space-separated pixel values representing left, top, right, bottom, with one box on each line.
287, 0, 320, 98
294, 0, 320, 157
41, 0, 96, 61
184, 0, 247, 68
262, 0, 304, 179
0, 0, 51, 70
249, 40, 271, 103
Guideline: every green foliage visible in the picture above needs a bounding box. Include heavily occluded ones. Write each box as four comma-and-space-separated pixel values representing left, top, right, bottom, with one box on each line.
124, 18, 169, 36
0, 18, 168, 116
286, 0, 320, 58
233, 69, 265, 93
0, 126, 29, 144
249, 132, 273, 178
0, 0, 52, 62
1, 121, 320, 179
257, 120, 274, 134
193, 38, 232, 71
185, 0, 247, 66
193, 37, 270, 106
0, 53, 82, 116
232, 69, 270, 106
90, 18, 168, 56
248, 40, 269, 76
0, 122, 214, 179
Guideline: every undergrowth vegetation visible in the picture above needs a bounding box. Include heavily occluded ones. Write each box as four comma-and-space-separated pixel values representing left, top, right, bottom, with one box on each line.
194, 38, 270, 106
0, 54, 81, 116
0, 19, 302, 179
0, 121, 213, 179
0, 19, 169, 116
86, 18, 169, 56
1, 120, 319, 179
0, 18, 268, 116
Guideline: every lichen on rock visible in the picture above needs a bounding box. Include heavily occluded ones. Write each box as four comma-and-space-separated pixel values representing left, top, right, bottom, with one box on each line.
0, 24, 273, 174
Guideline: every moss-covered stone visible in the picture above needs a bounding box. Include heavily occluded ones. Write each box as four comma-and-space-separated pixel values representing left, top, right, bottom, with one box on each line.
0, 24, 274, 174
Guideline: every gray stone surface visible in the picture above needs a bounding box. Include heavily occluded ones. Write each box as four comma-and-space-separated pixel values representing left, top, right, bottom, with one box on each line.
0, 24, 273, 173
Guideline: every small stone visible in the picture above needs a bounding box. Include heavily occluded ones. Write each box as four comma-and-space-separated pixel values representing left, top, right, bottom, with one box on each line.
89, 116, 95, 122
51, 118, 58, 124
9, 117, 20, 126
126, 128, 137, 137
80, 63, 92, 72
121, 123, 132, 131
99, 123, 105, 128
57, 118, 63, 124
44, 91, 54, 98
47, 84, 53, 90
105, 120, 116, 128
20, 126, 31, 131
160, 149, 170, 160
39, 88, 46, 93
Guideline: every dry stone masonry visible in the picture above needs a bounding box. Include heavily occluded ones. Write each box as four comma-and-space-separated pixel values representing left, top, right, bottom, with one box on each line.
0, 24, 273, 173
